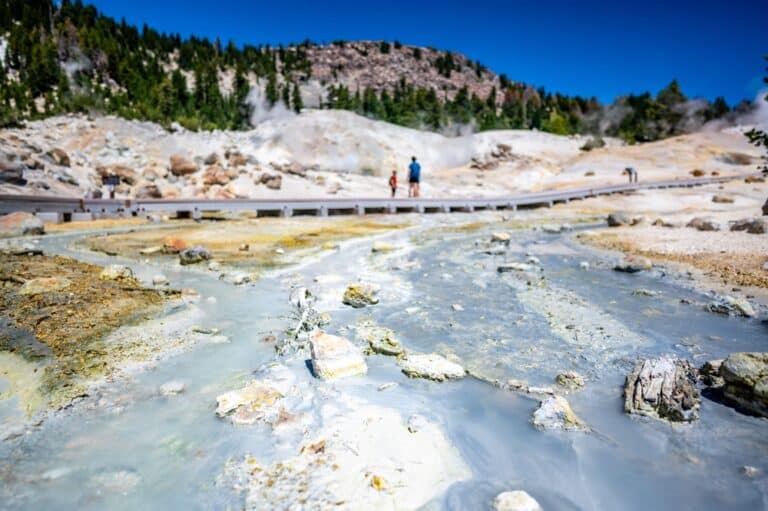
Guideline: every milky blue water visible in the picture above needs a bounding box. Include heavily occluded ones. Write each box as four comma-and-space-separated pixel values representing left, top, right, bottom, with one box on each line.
0, 218, 766, 510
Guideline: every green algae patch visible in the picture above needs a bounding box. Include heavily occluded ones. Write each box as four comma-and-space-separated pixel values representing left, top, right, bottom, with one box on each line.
0, 253, 176, 409
81, 217, 409, 271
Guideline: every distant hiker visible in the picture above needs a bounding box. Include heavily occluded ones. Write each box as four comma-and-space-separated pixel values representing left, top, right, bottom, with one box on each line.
408, 156, 421, 198
389, 170, 398, 198
624, 167, 638, 183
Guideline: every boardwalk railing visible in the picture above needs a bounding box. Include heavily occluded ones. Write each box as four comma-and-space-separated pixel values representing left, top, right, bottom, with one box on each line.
0, 174, 756, 222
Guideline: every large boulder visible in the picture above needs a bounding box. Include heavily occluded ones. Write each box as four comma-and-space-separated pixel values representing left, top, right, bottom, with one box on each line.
97, 164, 138, 185
730, 218, 757, 231
614, 255, 652, 273
607, 211, 632, 227
0, 160, 27, 185
531, 395, 588, 431
706, 294, 755, 317
259, 172, 282, 190
342, 283, 379, 308
686, 217, 720, 231
398, 353, 465, 381
135, 183, 162, 199
624, 357, 700, 422
0, 212, 45, 237
712, 194, 734, 204
719, 352, 768, 417
309, 331, 367, 379
747, 218, 768, 234
179, 246, 212, 265
202, 165, 237, 186
48, 147, 70, 167
493, 491, 543, 511
169, 154, 198, 176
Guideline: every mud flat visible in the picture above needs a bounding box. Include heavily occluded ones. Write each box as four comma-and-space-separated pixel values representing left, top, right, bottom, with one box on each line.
552, 179, 768, 300
80, 216, 408, 271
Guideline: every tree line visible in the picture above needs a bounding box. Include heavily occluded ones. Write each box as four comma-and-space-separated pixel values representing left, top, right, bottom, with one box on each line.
0, 0, 743, 142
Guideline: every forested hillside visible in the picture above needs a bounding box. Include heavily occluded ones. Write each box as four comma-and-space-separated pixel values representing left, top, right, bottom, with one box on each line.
0, 0, 746, 140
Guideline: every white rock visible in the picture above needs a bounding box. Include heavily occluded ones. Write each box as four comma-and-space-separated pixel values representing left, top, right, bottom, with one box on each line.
159, 380, 185, 396
152, 274, 168, 286
99, 264, 134, 281
532, 395, 588, 432
377, 382, 397, 391
310, 331, 367, 379
215, 380, 283, 420
491, 232, 511, 242
526, 256, 541, 265
451, 303, 464, 312
579, 261, 590, 270
398, 353, 465, 381
493, 490, 543, 511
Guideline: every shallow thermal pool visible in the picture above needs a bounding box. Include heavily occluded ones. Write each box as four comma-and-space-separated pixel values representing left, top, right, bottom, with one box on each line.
0, 216, 766, 510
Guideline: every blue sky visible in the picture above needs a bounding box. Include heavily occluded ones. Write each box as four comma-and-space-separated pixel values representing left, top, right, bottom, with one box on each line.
89, 0, 768, 105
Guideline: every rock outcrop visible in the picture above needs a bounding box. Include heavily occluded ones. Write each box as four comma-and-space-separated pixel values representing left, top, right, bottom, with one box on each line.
719, 352, 768, 417
624, 357, 700, 422
607, 211, 631, 227
99, 264, 134, 281
0, 212, 44, 237
309, 331, 367, 379
493, 491, 543, 511
398, 353, 465, 381
686, 216, 720, 231
169, 154, 198, 176
555, 371, 585, 390
179, 246, 212, 265
614, 255, 652, 273
706, 294, 755, 317
342, 283, 379, 308
531, 395, 588, 431
216, 380, 284, 426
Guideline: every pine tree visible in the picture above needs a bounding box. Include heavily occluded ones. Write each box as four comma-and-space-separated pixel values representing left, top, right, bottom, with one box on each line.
265, 72, 279, 106
291, 82, 303, 113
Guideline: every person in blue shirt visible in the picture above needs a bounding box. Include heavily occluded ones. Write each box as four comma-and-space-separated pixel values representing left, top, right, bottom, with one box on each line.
408, 156, 421, 197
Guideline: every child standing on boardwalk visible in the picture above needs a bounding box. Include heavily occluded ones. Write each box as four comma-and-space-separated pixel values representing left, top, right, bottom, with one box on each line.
389, 170, 398, 197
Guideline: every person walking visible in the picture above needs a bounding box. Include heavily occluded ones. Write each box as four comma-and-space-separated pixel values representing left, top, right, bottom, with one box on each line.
624, 167, 638, 183
388, 170, 398, 198
408, 156, 421, 198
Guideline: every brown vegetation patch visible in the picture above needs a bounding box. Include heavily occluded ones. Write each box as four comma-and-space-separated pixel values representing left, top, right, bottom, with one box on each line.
583, 231, 768, 289
0, 253, 174, 407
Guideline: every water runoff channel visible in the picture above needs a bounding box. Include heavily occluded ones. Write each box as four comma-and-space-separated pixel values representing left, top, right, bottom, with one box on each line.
0, 213, 765, 510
